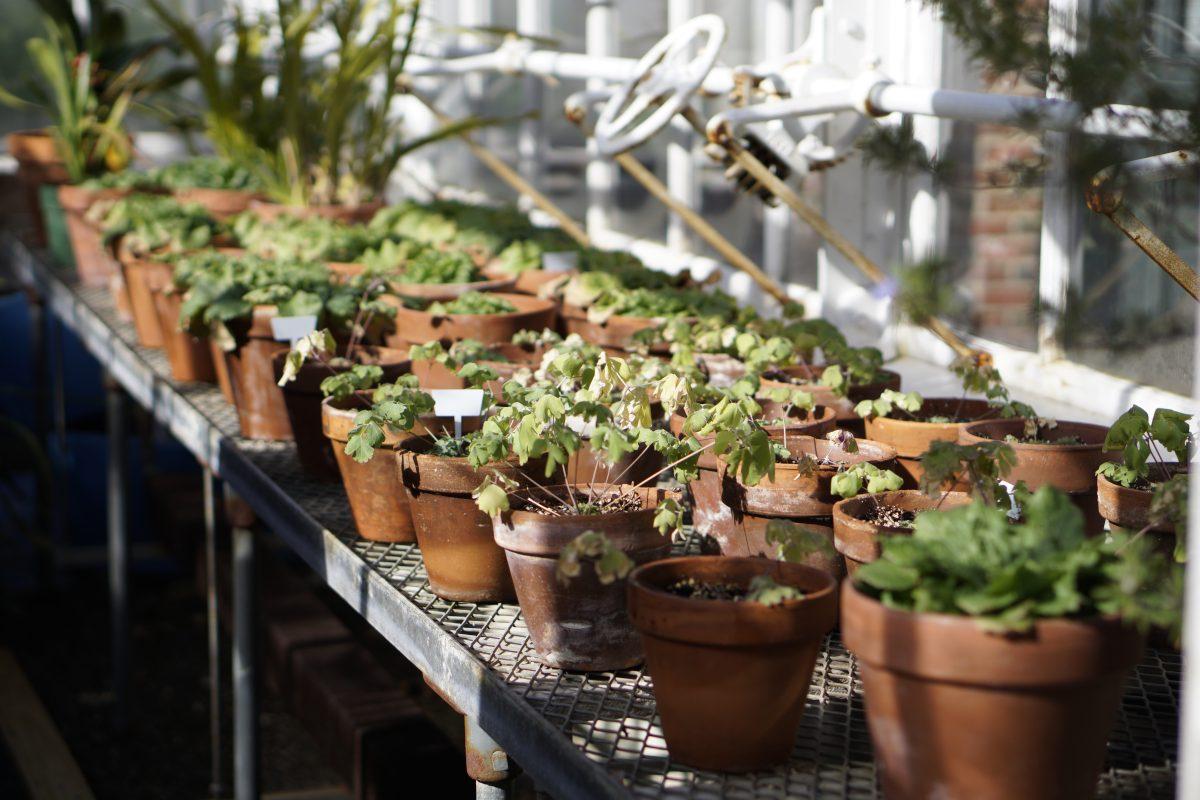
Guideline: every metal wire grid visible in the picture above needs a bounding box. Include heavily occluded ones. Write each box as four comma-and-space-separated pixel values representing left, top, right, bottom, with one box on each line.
39, 259, 1182, 799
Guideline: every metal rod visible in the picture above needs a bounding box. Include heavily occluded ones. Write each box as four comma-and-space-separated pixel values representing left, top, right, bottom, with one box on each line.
692, 107, 977, 357
104, 373, 129, 731
232, 523, 259, 800
204, 467, 225, 799
1181, 306, 1200, 797
404, 87, 591, 247
1099, 205, 1200, 301
27, 293, 54, 587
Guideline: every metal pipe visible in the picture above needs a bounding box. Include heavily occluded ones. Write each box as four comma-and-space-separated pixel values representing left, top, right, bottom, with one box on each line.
516, 0, 548, 185
666, 0, 699, 252
232, 523, 259, 800
761, 0, 794, 294
204, 467, 225, 799
105, 373, 129, 731
1181, 313, 1200, 797
586, 0, 619, 236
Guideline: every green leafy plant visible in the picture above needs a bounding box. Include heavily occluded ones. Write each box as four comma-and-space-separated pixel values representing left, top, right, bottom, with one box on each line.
950, 354, 1036, 420
855, 487, 1183, 637
1097, 405, 1192, 489
275, 328, 386, 400
554, 530, 636, 585
232, 214, 383, 262
342, 375, 436, 463
96, 193, 219, 254
425, 292, 517, 316
854, 389, 924, 420
151, 156, 264, 191
398, 249, 481, 285
918, 440, 1018, 505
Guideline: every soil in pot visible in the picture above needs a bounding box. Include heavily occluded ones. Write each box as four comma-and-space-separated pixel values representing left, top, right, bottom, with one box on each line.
273, 347, 411, 481
961, 418, 1108, 532
832, 490, 971, 574
381, 293, 558, 348
864, 397, 995, 487
58, 184, 127, 286
492, 484, 675, 671
223, 306, 293, 440
396, 439, 545, 602
841, 580, 1145, 800
626, 556, 838, 771
322, 397, 481, 543
759, 363, 902, 432
145, 272, 217, 384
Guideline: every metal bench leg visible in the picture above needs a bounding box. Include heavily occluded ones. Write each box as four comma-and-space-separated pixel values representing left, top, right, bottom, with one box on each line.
204, 467, 226, 798
466, 716, 510, 799
228, 491, 260, 800
105, 373, 129, 731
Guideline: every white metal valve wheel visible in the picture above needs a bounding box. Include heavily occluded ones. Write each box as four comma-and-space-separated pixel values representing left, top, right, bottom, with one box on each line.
594, 14, 727, 157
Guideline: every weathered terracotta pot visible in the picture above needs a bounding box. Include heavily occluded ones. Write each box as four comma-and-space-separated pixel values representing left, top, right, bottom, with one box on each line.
1096, 466, 1185, 534
759, 363, 902, 430
117, 250, 170, 348
627, 556, 838, 771
58, 184, 127, 286
961, 418, 1108, 532
210, 339, 236, 404
669, 405, 838, 547
409, 342, 543, 396
173, 187, 261, 220
247, 198, 383, 223
382, 293, 558, 348
145, 271, 217, 383
864, 398, 995, 487
323, 397, 480, 543
492, 484, 675, 671
8, 130, 70, 246
832, 490, 971, 574
397, 441, 545, 602
559, 303, 673, 352
223, 306, 292, 440
842, 580, 1145, 800
273, 347, 411, 481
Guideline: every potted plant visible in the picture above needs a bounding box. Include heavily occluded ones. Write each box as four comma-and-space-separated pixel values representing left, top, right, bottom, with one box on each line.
407, 336, 544, 395
180, 253, 386, 439
153, 156, 265, 219
275, 328, 409, 481
231, 213, 384, 265
626, 555, 838, 770
758, 342, 901, 433
380, 291, 558, 348
368, 199, 544, 267
1095, 405, 1192, 559
96, 194, 221, 346
855, 354, 1035, 485
143, 250, 221, 383
482, 229, 581, 295
843, 487, 1182, 800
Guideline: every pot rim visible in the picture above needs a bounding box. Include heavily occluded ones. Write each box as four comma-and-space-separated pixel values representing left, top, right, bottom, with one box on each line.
390, 292, 557, 320
960, 418, 1108, 452
628, 555, 836, 611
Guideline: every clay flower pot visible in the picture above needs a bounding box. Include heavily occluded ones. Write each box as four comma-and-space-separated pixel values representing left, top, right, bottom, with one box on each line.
668, 405, 837, 548
627, 556, 838, 771
173, 187, 262, 220
247, 198, 383, 224
57, 184, 128, 286
222, 306, 293, 440
864, 398, 995, 486
842, 580, 1145, 800
559, 303, 672, 352
960, 418, 1108, 532
396, 441, 545, 602
210, 339, 236, 404
492, 484, 675, 671
145, 270, 217, 383
758, 363, 902, 430
116, 248, 170, 348
721, 434, 897, 578
322, 398, 480, 543
1096, 465, 1185, 535
381, 293, 558, 347
272, 347, 411, 481
8, 129, 70, 246
832, 489, 971, 574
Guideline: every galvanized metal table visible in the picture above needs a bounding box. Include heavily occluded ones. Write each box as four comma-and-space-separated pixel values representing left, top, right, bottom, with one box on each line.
7, 235, 1181, 799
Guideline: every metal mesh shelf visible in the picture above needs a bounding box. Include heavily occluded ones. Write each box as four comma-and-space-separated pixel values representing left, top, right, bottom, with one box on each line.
10, 239, 1179, 799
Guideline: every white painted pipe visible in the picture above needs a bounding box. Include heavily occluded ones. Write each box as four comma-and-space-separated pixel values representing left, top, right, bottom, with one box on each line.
667, 0, 699, 252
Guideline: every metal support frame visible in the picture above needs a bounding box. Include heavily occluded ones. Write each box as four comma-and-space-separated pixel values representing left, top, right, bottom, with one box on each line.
26, 291, 54, 586
227, 488, 259, 800
466, 716, 511, 798
104, 372, 129, 731
203, 467, 226, 798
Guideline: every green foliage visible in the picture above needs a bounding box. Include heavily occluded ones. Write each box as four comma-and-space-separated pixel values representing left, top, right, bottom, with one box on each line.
919, 440, 1017, 504
892, 256, 961, 325
399, 249, 480, 285
152, 156, 264, 191
426, 292, 518, 316
555, 531, 635, 586
652, 496, 684, 537
855, 487, 1184, 635
359, 238, 430, 275
950, 355, 1036, 419
232, 214, 384, 262
1097, 405, 1193, 488
855, 389, 924, 420
744, 574, 805, 606
766, 520, 838, 564
830, 463, 904, 499
343, 376, 436, 463
1149, 474, 1189, 562
472, 475, 511, 517
277, 329, 337, 387
320, 365, 385, 399
95, 193, 219, 253
858, 117, 954, 185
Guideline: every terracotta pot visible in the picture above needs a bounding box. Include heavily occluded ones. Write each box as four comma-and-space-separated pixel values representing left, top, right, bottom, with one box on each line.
627, 556, 838, 771
759, 363, 902, 430
1096, 466, 1185, 534
842, 581, 1145, 800
669, 406, 838, 547
57, 184, 127, 286
864, 398, 995, 487
492, 484, 675, 670
396, 440, 545, 602
146, 272, 217, 384
223, 306, 292, 440
381, 293, 558, 347
210, 339, 236, 404
273, 347, 411, 481
832, 490, 971, 574
323, 397, 481, 543
559, 303, 672, 352
8, 130, 70, 246
173, 187, 262, 220
117, 250, 170, 348
409, 342, 543, 399
247, 198, 383, 223
961, 418, 1108, 532
695, 352, 747, 387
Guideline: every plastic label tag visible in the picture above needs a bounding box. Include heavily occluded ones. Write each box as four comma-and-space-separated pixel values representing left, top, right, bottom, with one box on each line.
270, 315, 318, 345
998, 480, 1021, 521
430, 389, 485, 438
542, 251, 579, 272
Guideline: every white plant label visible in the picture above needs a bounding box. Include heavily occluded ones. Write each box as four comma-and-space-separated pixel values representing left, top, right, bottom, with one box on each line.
270, 315, 318, 345
541, 251, 578, 272
430, 389, 485, 438
998, 480, 1021, 521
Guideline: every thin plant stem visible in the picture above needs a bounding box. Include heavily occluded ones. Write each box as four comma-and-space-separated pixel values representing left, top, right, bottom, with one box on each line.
631, 441, 715, 490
